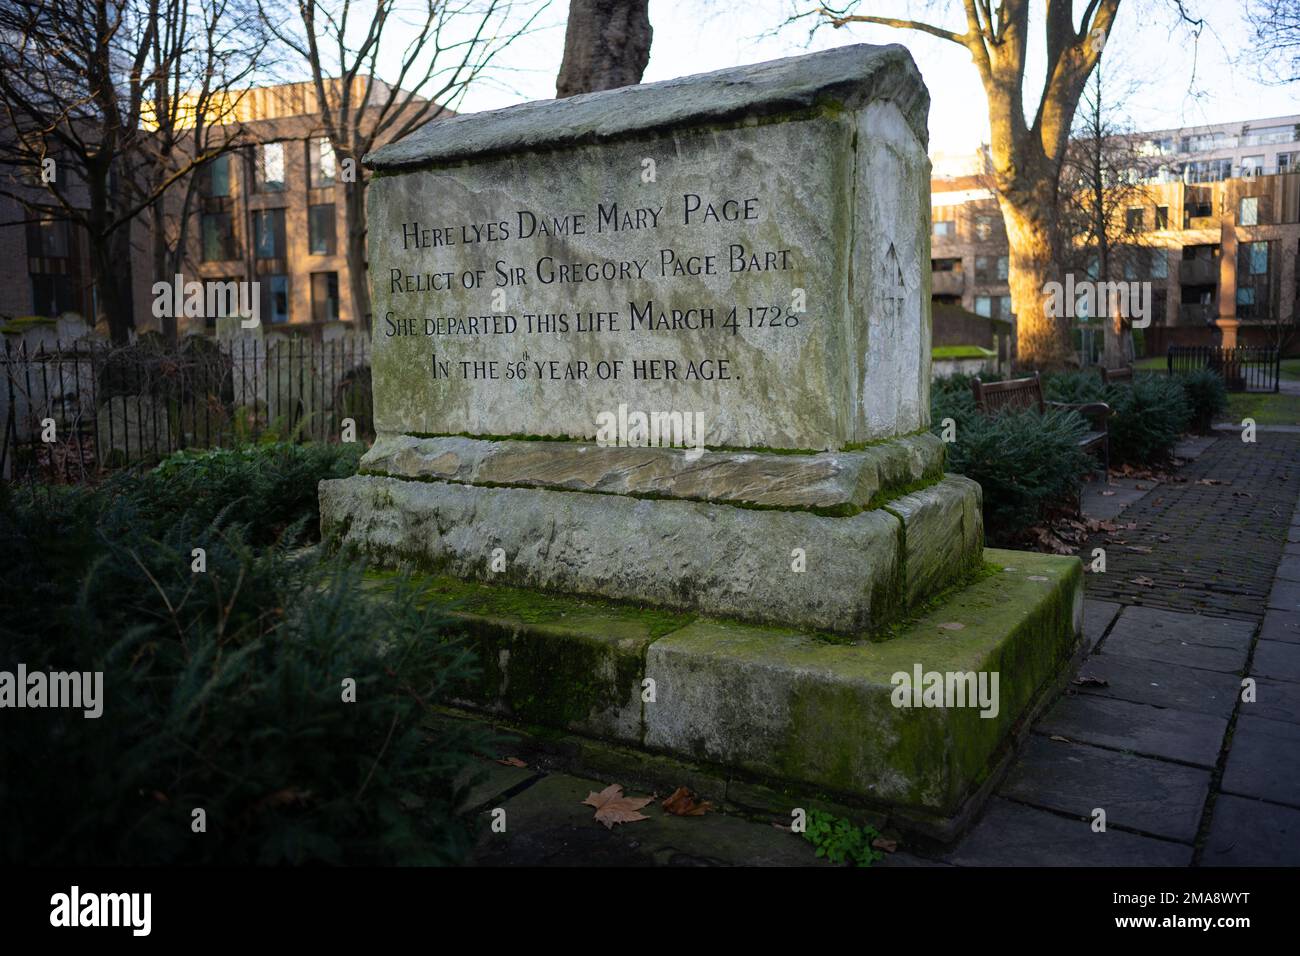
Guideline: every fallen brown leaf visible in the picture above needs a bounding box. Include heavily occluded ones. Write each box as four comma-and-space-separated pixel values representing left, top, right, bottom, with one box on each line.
872, 836, 898, 853
582, 784, 653, 829
661, 786, 713, 817
1130, 576, 1155, 587
496, 756, 528, 768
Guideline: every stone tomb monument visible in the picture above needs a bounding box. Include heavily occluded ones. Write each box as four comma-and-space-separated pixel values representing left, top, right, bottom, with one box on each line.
320, 44, 1082, 837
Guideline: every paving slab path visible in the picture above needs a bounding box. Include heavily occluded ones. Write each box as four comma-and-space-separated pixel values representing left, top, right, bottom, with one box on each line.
944, 432, 1300, 867
456, 434, 1300, 866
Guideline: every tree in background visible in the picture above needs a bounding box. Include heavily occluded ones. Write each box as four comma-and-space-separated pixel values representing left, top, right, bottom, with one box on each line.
1245, 0, 1300, 84
258, 0, 548, 331
555, 0, 653, 97
792, 1, 1181, 369
0, 0, 265, 344
142, 0, 267, 343
1058, 60, 1160, 368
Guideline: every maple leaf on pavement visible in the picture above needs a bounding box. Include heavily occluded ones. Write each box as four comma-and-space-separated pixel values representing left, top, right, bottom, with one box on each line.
661, 786, 713, 816
581, 784, 653, 829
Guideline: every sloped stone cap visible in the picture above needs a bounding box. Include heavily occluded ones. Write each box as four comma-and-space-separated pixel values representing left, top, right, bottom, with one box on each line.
365, 43, 928, 171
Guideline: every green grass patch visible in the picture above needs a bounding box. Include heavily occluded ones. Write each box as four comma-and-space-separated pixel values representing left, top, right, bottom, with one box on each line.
1220, 391, 1300, 426
932, 345, 995, 360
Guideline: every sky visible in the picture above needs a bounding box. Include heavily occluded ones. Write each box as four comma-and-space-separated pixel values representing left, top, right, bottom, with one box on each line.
451, 0, 1299, 157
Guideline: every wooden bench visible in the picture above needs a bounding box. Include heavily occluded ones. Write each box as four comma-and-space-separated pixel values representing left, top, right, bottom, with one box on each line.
1099, 365, 1134, 385
970, 371, 1111, 472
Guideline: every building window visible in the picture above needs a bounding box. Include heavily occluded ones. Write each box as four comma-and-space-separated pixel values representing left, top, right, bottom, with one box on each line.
261, 274, 289, 324
1280, 152, 1297, 173
1240, 124, 1297, 147
256, 142, 286, 192
933, 220, 955, 238
26, 218, 69, 258
1181, 131, 1236, 153
1185, 159, 1231, 183
1245, 241, 1268, 276
1154, 206, 1169, 229
308, 204, 336, 255
932, 257, 962, 272
974, 216, 993, 240
1240, 155, 1265, 178
200, 154, 231, 197
1125, 207, 1145, 232
1236, 287, 1257, 319
311, 272, 340, 322
31, 274, 73, 316
998, 295, 1012, 318
996, 255, 1008, 280
253, 208, 286, 259
1239, 197, 1259, 226
309, 138, 337, 188
1150, 249, 1168, 279
201, 212, 236, 262
974, 296, 992, 317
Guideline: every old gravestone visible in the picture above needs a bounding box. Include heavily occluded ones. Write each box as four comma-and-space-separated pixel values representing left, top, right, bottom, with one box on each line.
320, 45, 1082, 835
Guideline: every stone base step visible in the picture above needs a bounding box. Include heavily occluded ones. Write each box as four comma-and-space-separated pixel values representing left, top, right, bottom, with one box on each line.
322, 464, 983, 636
370, 547, 1083, 841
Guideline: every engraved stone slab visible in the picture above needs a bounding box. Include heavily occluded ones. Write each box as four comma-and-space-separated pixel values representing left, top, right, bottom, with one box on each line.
364, 44, 931, 451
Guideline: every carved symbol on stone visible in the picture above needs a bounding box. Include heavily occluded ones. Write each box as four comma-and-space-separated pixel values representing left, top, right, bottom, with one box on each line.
882, 242, 907, 325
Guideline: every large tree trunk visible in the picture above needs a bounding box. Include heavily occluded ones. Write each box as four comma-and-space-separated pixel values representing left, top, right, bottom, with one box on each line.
93, 229, 136, 346
343, 175, 370, 331
1001, 195, 1073, 370
556, 0, 652, 97
152, 202, 177, 344
1102, 310, 1129, 369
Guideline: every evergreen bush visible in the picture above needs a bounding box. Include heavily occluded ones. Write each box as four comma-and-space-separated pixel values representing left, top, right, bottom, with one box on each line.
0, 444, 487, 865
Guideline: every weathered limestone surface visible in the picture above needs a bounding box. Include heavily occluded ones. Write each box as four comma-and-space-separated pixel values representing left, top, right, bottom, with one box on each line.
360, 432, 945, 510
889, 476, 984, 605
322, 473, 907, 634
642, 551, 1082, 812
387, 548, 1083, 820
365, 43, 931, 450
367, 44, 927, 169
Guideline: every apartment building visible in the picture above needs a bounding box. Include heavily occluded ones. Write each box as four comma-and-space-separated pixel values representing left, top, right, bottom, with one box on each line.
0, 169, 153, 330
0, 78, 437, 338
930, 117, 1300, 360
1133, 115, 1300, 182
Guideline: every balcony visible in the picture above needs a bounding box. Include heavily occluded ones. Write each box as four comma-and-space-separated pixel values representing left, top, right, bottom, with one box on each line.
1179, 258, 1219, 285
931, 270, 964, 296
